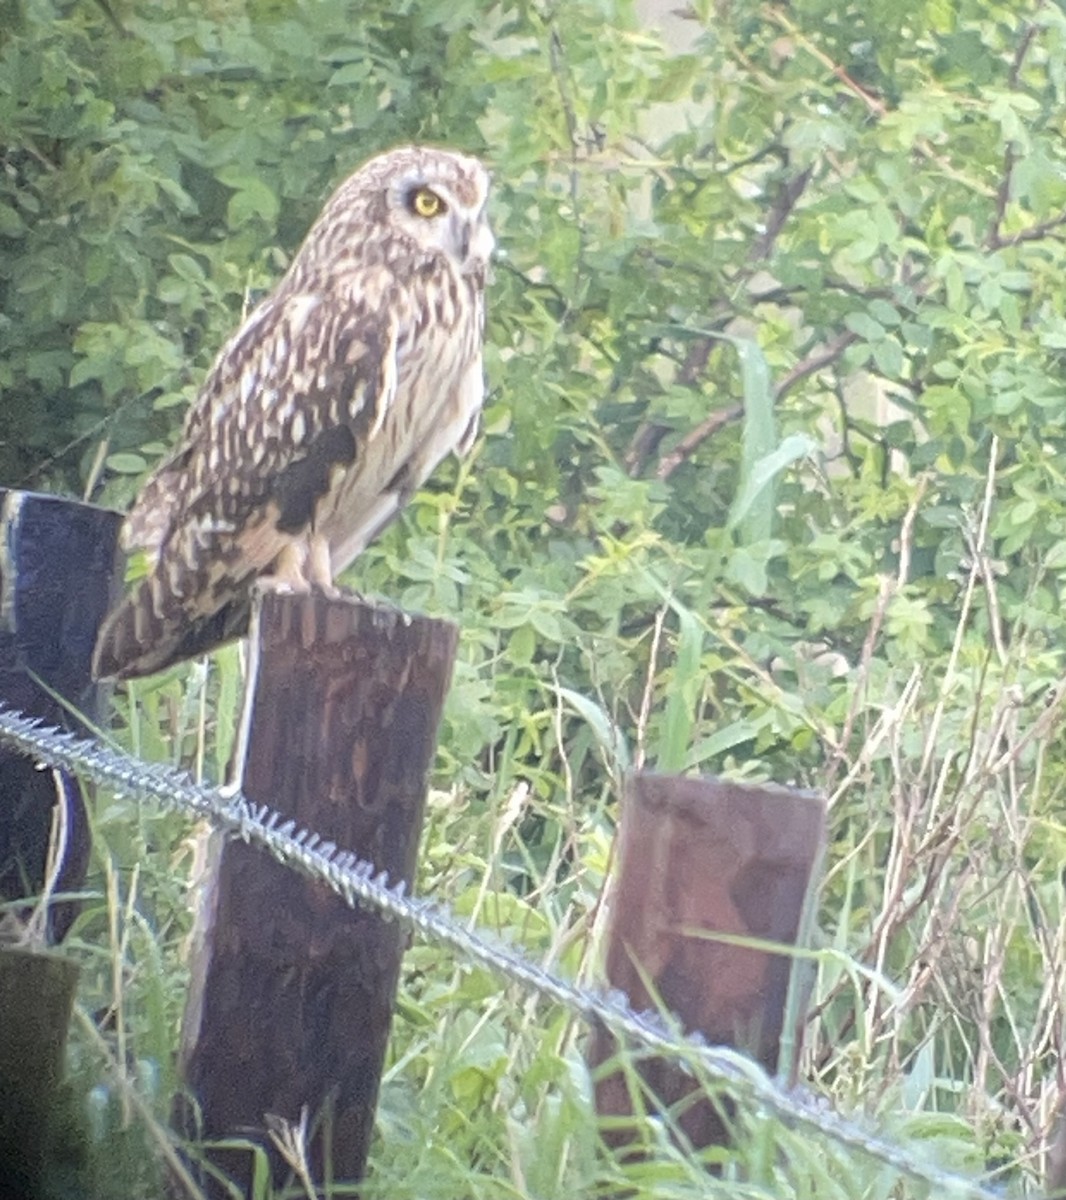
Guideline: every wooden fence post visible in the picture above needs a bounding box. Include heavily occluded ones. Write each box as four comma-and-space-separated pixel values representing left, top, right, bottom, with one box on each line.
177, 588, 458, 1196
0, 487, 122, 1198
0, 945, 81, 1198
0, 488, 122, 938
589, 773, 826, 1155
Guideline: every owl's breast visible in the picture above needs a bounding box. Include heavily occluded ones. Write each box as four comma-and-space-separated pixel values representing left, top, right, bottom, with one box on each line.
315, 298, 484, 576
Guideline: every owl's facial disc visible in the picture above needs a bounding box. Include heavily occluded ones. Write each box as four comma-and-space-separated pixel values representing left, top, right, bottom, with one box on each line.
394, 171, 493, 272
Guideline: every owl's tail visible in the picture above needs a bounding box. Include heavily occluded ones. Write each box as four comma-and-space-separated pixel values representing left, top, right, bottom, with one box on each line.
92, 580, 251, 680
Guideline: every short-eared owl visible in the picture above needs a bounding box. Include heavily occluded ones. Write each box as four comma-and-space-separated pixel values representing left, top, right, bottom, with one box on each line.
93, 146, 492, 680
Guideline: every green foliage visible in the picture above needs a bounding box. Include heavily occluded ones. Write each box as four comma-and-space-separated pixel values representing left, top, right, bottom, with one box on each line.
7, 0, 1066, 1195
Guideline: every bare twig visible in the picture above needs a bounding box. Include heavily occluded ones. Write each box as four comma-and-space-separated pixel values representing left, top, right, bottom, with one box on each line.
633, 603, 669, 770
986, 675, 1066, 777
764, 5, 887, 117
825, 475, 929, 790
19, 774, 69, 947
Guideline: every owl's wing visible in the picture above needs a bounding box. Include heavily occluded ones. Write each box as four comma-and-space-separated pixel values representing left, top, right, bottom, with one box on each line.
92, 286, 399, 680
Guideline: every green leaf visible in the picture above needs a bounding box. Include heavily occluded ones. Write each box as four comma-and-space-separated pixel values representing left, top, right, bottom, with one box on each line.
871, 334, 904, 378
106, 452, 148, 474
731, 336, 777, 544
223, 177, 280, 229
683, 720, 760, 770
507, 622, 536, 665
328, 62, 372, 87
726, 544, 769, 596
845, 312, 887, 341
728, 434, 817, 537
657, 598, 703, 773
555, 686, 630, 775
0, 203, 27, 238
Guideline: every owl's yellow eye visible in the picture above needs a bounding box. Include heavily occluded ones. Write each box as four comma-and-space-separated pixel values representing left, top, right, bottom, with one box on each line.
410, 186, 446, 218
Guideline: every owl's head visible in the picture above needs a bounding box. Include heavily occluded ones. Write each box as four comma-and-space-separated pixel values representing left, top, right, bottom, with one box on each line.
319, 145, 494, 277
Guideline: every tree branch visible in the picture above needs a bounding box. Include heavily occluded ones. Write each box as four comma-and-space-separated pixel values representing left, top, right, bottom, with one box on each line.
648, 331, 859, 484
630, 155, 814, 479
774, 331, 859, 402
992, 208, 1066, 250
655, 404, 742, 480
749, 165, 814, 263
986, 19, 1041, 250
764, 5, 887, 117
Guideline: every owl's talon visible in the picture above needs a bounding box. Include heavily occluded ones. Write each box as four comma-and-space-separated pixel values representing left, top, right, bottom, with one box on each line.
258, 578, 304, 596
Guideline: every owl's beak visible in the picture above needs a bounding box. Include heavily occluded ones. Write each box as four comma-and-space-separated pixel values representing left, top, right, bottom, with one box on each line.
454, 209, 494, 274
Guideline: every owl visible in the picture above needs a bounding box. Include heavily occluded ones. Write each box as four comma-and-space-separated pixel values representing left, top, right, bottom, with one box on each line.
92, 146, 493, 680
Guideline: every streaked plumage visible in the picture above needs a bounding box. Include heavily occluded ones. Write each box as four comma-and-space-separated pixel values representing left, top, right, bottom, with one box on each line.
93, 145, 492, 680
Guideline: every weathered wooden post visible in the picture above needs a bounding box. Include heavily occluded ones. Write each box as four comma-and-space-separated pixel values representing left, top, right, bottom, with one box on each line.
589, 774, 825, 1154
0, 488, 122, 936
0, 487, 123, 1196
177, 588, 457, 1196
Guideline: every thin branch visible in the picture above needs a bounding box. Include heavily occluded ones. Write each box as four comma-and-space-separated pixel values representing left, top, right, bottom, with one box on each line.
1008, 19, 1040, 88
774, 331, 859, 402
625, 421, 671, 477
764, 5, 887, 117
15, 139, 59, 174
545, 23, 594, 333
644, 326, 856, 483
825, 476, 929, 790
548, 27, 581, 158
987, 144, 1017, 251
631, 148, 811, 478
993, 209, 1066, 249
655, 403, 742, 480
625, 312, 734, 477
750, 165, 813, 262
986, 17, 1041, 249
92, 0, 129, 37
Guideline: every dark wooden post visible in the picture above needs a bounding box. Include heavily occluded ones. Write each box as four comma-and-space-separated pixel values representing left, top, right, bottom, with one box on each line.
0, 488, 122, 939
177, 588, 458, 1196
589, 773, 825, 1153
0, 945, 81, 1197
0, 488, 122, 1198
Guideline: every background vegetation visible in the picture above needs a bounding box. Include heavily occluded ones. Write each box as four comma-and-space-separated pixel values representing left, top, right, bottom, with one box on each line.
4, 0, 1066, 1194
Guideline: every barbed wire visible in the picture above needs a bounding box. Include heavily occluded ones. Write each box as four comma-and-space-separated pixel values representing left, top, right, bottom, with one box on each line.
0, 705, 1005, 1199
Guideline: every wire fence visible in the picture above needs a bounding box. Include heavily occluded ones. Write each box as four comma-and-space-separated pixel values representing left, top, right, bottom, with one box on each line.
0, 704, 1009, 1199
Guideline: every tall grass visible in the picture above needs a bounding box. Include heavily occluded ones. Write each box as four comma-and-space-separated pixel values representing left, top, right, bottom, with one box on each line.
31, 468, 1065, 1198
